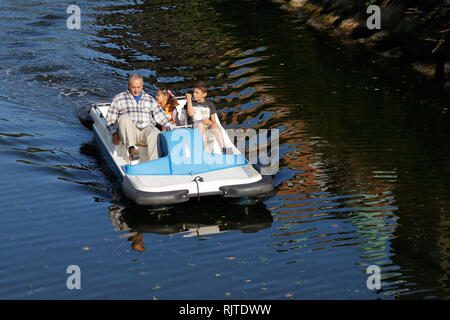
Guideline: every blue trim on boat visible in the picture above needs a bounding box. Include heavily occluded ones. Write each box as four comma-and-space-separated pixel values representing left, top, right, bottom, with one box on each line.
124, 128, 248, 176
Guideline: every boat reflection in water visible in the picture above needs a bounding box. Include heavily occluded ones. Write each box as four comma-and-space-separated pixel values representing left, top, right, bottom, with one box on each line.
109, 198, 273, 252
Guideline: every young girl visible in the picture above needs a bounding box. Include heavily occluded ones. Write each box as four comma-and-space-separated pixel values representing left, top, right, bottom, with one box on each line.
156, 89, 180, 126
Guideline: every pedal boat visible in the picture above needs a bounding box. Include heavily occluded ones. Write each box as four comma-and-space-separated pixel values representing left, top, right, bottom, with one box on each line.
89, 100, 273, 206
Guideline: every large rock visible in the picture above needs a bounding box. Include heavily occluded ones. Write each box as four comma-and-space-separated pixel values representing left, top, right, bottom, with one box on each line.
382, 47, 403, 59
306, 13, 340, 30
411, 61, 437, 78
289, 0, 308, 8
364, 30, 391, 47
334, 17, 370, 38
365, 29, 400, 50
381, 3, 407, 30
369, 30, 390, 42
336, 18, 361, 36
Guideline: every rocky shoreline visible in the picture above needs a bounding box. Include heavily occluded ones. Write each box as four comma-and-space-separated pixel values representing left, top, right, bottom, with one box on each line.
271, 0, 449, 92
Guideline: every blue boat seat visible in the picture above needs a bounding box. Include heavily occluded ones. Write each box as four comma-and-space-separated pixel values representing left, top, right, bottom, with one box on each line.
123, 128, 247, 175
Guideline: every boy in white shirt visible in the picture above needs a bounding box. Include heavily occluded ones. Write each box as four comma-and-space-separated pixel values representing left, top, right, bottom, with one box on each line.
185, 81, 227, 153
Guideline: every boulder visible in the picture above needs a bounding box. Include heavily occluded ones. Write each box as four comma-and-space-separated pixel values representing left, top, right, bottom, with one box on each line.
289, 0, 308, 8
411, 61, 437, 78
306, 13, 340, 30
369, 30, 390, 42
364, 30, 391, 47
280, 3, 298, 12
336, 18, 361, 36
382, 47, 403, 59
302, 2, 324, 14
380, 3, 407, 30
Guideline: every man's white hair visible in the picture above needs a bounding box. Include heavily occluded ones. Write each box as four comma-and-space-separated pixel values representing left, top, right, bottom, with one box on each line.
128, 73, 143, 84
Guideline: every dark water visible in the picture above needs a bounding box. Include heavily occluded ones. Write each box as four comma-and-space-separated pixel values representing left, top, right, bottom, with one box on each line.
0, 0, 449, 299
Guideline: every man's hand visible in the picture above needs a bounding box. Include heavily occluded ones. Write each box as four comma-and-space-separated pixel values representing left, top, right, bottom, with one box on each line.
185, 93, 192, 101
112, 133, 121, 145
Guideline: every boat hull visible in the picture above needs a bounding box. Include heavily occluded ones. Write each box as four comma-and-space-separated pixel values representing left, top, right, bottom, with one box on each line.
89, 103, 273, 206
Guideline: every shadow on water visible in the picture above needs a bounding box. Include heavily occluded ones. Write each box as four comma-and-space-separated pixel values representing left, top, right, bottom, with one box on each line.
108, 199, 273, 252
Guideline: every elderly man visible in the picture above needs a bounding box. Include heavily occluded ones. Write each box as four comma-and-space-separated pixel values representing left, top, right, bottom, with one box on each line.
106, 74, 175, 161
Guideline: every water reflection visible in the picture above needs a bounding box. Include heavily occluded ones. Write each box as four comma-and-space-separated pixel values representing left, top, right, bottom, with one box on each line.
109, 199, 273, 252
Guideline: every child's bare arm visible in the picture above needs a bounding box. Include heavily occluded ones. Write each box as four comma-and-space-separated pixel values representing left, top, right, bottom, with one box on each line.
185, 93, 194, 117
